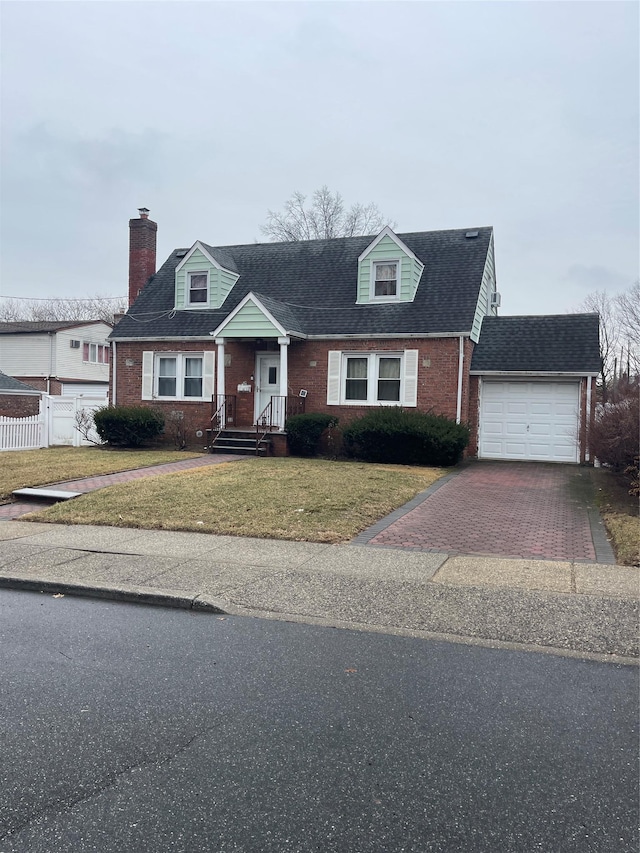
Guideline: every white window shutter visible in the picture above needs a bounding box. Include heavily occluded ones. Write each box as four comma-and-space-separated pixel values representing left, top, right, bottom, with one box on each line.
327, 351, 342, 405
402, 349, 419, 407
203, 350, 215, 398
141, 351, 154, 400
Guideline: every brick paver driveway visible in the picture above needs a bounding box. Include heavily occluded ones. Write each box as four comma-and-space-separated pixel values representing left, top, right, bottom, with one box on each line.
360, 462, 612, 563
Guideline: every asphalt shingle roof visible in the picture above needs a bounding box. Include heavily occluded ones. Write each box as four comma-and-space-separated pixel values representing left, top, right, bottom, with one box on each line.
0, 371, 41, 393
0, 320, 110, 334
470, 314, 601, 373
111, 227, 493, 339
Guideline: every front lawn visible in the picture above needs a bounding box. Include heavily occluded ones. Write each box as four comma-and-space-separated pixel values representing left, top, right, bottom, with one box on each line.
0, 447, 204, 503
26, 457, 445, 544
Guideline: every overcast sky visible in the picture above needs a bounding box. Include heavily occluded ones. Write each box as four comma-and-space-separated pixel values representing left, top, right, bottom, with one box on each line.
1, 1, 638, 316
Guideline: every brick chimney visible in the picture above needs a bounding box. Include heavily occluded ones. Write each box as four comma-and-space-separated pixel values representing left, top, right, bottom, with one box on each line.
128, 207, 157, 306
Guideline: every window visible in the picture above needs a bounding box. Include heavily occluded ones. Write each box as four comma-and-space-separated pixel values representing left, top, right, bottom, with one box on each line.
188, 271, 209, 304
155, 354, 204, 399
83, 343, 110, 364
373, 261, 398, 299
158, 357, 177, 396
343, 354, 402, 404
184, 357, 203, 397
327, 349, 417, 407
345, 357, 368, 400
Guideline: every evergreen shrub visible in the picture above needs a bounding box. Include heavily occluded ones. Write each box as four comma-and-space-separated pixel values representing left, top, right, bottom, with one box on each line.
342, 407, 469, 467
285, 413, 338, 457
93, 405, 165, 447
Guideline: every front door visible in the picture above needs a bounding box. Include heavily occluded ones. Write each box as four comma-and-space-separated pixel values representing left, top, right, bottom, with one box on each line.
255, 354, 280, 424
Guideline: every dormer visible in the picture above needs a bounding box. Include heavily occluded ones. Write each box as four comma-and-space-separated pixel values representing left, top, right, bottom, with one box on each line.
356, 227, 424, 304
174, 241, 239, 310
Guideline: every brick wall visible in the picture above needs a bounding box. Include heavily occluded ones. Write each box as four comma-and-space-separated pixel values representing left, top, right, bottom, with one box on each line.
114, 337, 475, 451
10, 377, 63, 395
0, 394, 41, 418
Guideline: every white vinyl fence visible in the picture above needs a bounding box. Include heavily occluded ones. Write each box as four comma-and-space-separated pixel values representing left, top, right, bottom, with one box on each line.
0, 412, 44, 451
0, 395, 106, 452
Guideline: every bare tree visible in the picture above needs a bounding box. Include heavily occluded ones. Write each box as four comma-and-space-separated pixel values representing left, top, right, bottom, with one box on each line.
615, 280, 640, 374
261, 186, 395, 241
577, 282, 639, 402
0, 295, 127, 325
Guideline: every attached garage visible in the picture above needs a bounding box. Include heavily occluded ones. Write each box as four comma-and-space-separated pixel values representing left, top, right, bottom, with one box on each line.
478, 380, 580, 462
470, 314, 601, 464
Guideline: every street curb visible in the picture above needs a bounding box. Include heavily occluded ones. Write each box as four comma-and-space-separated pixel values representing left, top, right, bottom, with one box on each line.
0, 576, 228, 614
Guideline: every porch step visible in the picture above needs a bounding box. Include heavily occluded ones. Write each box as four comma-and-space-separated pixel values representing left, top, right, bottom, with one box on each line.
207, 430, 272, 456
12, 488, 84, 502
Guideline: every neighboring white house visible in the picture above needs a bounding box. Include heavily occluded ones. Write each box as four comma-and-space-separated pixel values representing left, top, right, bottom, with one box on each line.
0, 320, 112, 397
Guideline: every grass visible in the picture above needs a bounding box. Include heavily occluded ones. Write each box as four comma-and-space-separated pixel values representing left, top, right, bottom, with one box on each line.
591, 467, 639, 566
26, 457, 445, 544
0, 446, 204, 503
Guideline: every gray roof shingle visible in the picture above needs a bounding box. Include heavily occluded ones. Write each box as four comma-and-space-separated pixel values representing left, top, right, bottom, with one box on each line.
111, 227, 493, 339
0, 371, 41, 393
0, 320, 111, 334
470, 314, 601, 373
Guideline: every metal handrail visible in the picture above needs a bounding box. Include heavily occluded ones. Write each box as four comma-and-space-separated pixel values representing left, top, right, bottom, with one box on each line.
209, 394, 235, 449
255, 399, 273, 454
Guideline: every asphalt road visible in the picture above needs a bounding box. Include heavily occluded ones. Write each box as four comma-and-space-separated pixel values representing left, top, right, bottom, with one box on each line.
1, 590, 637, 853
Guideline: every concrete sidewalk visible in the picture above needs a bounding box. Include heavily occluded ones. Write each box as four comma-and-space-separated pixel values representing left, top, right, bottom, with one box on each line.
0, 520, 637, 663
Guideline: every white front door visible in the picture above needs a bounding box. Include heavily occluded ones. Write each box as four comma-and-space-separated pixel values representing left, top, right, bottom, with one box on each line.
255, 354, 280, 423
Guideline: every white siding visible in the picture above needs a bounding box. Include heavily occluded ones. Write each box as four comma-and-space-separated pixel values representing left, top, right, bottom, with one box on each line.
0, 334, 54, 376
0, 323, 112, 382
55, 324, 112, 381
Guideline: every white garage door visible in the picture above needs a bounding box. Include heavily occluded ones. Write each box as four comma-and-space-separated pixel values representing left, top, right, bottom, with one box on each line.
61, 383, 108, 397
479, 380, 580, 462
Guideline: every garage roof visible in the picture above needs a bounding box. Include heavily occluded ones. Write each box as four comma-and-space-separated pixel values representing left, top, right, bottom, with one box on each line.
471, 314, 601, 374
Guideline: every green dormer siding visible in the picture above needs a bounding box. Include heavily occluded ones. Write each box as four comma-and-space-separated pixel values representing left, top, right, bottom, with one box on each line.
357, 234, 423, 303
216, 299, 281, 338
470, 233, 496, 343
175, 247, 238, 310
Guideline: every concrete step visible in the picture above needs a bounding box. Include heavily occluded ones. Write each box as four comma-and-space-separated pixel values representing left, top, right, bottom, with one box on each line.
210, 444, 269, 455
12, 488, 84, 502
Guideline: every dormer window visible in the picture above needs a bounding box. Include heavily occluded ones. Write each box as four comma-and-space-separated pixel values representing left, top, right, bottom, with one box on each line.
188, 271, 209, 305
372, 260, 399, 300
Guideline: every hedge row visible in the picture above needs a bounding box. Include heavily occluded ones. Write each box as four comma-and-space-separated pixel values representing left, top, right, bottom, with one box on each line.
285, 408, 468, 466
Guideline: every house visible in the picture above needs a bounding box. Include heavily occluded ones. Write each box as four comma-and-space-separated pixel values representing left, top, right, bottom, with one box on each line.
110, 209, 600, 463
0, 371, 42, 418
0, 320, 113, 398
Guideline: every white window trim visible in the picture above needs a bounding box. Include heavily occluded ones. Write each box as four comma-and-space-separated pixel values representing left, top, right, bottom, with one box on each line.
83, 342, 110, 364
370, 258, 402, 302
154, 352, 206, 401
187, 270, 211, 308
341, 352, 403, 405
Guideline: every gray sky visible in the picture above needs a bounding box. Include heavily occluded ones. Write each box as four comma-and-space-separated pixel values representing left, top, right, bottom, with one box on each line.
1, 1, 638, 315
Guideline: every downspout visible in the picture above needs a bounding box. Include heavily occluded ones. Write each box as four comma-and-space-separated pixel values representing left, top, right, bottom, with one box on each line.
456, 335, 464, 424
585, 375, 592, 462
111, 341, 117, 405
47, 331, 54, 394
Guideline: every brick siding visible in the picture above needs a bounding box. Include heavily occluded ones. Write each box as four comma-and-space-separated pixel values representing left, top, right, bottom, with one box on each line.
0, 394, 41, 418
114, 337, 473, 451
